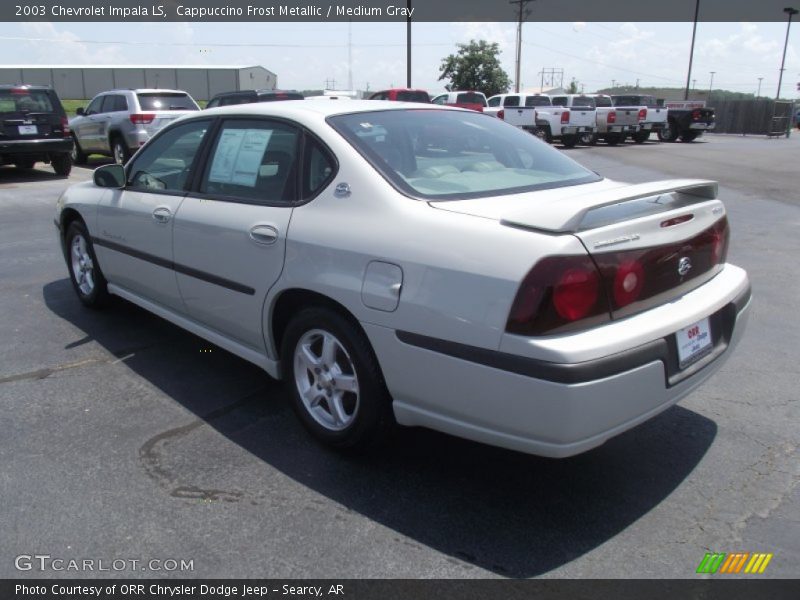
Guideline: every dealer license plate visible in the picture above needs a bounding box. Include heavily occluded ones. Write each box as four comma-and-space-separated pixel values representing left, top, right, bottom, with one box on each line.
18, 125, 37, 135
676, 317, 713, 369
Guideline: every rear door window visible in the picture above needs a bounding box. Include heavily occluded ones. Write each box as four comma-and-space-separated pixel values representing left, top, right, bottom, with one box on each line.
136, 93, 198, 111
503, 96, 520, 107
200, 119, 300, 205
101, 95, 127, 113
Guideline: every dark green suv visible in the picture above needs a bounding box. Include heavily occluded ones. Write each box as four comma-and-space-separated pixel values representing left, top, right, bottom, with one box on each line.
0, 85, 73, 176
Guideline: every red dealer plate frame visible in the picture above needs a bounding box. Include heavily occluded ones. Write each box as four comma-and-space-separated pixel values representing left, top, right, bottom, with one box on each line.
676, 317, 713, 369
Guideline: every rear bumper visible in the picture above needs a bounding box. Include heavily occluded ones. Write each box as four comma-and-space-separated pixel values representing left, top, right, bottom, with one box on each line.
689, 122, 715, 130
561, 126, 595, 135
368, 266, 750, 458
0, 138, 73, 156
640, 122, 666, 131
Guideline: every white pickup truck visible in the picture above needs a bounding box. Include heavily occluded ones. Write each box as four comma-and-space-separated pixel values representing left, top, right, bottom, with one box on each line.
584, 94, 640, 145
485, 93, 548, 132
611, 94, 668, 143
538, 94, 597, 148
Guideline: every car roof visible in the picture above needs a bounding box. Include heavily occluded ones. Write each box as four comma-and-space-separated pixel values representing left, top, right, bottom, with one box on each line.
196, 99, 460, 119
0, 84, 54, 91
100, 88, 191, 94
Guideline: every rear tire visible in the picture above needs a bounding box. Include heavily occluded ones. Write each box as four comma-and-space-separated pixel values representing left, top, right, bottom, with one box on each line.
681, 131, 700, 142
533, 126, 552, 144
605, 133, 622, 146
65, 220, 110, 308
111, 136, 130, 165
281, 306, 394, 450
579, 132, 597, 146
52, 153, 72, 177
657, 122, 680, 142
71, 135, 88, 165
632, 130, 650, 144
561, 134, 578, 148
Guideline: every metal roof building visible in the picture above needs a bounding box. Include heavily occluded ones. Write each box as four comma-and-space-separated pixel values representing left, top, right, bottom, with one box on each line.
0, 65, 276, 101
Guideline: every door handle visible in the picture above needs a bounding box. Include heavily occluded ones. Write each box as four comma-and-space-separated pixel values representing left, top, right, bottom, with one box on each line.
152, 206, 172, 224
249, 224, 279, 245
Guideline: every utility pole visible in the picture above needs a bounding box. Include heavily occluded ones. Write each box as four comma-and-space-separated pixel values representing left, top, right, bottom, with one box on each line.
684, 0, 701, 100
510, 0, 535, 93
347, 20, 353, 92
611, 79, 616, 89
406, 0, 412, 88
708, 71, 715, 98
757, 77, 763, 97
777, 7, 798, 99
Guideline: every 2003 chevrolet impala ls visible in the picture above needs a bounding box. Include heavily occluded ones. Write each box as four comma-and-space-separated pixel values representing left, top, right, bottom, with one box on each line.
54, 101, 750, 457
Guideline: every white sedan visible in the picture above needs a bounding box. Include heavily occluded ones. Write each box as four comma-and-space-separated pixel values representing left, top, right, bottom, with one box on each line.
55, 101, 751, 457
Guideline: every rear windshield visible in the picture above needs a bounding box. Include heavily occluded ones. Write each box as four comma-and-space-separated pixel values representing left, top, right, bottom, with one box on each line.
613, 95, 659, 108
455, 92, 487, 106
0, 89, 55, 114
571, 96, 596, 108
328, 109, 599, 201
525, 96, 551, 107
136, 93, 198, 111
259, 92, 304, 101
396, 91, 430, 103
593, 95, 612, 107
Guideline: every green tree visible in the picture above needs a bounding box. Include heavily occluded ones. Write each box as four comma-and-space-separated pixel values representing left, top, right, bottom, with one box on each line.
567, 78, 579, 94
438, 39, 511, 97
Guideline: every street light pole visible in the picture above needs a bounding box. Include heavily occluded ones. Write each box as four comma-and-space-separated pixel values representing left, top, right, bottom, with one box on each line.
684, 0, 701, 100
776, 7, 798, 99
708, 71, 715, 98
757, 77, 763, 97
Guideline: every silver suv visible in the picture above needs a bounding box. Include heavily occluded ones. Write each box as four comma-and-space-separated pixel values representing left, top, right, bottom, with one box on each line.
69, 89, 200, 165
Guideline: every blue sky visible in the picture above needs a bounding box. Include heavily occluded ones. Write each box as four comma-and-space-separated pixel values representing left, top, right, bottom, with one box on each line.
0, 21, 797, 97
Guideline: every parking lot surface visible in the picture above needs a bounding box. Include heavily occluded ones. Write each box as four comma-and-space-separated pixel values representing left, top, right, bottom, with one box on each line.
1, 134, 798, 578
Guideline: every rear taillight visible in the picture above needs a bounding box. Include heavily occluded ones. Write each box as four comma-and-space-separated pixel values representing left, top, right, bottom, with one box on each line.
612, 260, 645, 307
607, 111, 616, 124
498, 109, 505, 120
638, 108, 647, 121
692, 109, 701, 120
130, 113, 155, 125
506, 218, 730, 335
506, 255, 610, 335
60, 116, 70, 136
560, 111, 570, 124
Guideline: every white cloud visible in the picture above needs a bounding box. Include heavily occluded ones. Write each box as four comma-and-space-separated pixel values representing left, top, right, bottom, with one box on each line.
18, 22, 125, 64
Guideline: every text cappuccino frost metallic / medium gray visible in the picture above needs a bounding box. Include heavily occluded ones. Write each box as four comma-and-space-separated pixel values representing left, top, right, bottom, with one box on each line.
54, 101, 750, 457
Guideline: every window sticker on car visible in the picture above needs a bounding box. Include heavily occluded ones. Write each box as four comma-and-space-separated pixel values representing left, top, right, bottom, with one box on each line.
208, 128, 273, 187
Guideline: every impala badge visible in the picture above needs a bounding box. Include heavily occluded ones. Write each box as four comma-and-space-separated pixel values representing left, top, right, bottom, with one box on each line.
678, 256, 692, 276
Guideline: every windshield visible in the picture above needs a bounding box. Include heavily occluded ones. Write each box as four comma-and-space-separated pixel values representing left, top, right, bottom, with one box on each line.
328, 109, 600, 201
137, 93, 199, 111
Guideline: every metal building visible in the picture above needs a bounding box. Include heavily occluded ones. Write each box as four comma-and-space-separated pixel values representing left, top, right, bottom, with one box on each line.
0, 65, 276, 101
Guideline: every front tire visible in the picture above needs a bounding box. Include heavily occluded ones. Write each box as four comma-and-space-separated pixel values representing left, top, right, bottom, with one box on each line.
71, 135, 88, 165
111, 136, 130, 165
65, 221, 110, 308
281, 307, 394, 450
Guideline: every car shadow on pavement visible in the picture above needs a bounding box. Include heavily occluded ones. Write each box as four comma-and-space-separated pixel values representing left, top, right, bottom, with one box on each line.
0, 164, 67, 183
43, 279, 717, 578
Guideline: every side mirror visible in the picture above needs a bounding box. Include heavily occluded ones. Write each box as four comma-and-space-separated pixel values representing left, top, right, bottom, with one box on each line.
93, 164, 125, 188
76, 107, 85, 116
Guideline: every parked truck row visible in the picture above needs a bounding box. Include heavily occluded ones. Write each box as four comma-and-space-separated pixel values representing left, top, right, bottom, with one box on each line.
485, 92, 715, 147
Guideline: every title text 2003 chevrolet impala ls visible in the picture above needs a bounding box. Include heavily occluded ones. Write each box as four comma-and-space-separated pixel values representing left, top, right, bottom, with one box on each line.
54, 102, 750, 457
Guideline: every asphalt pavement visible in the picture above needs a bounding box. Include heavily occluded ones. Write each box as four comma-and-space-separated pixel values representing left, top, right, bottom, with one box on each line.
0, 133, 797, 579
